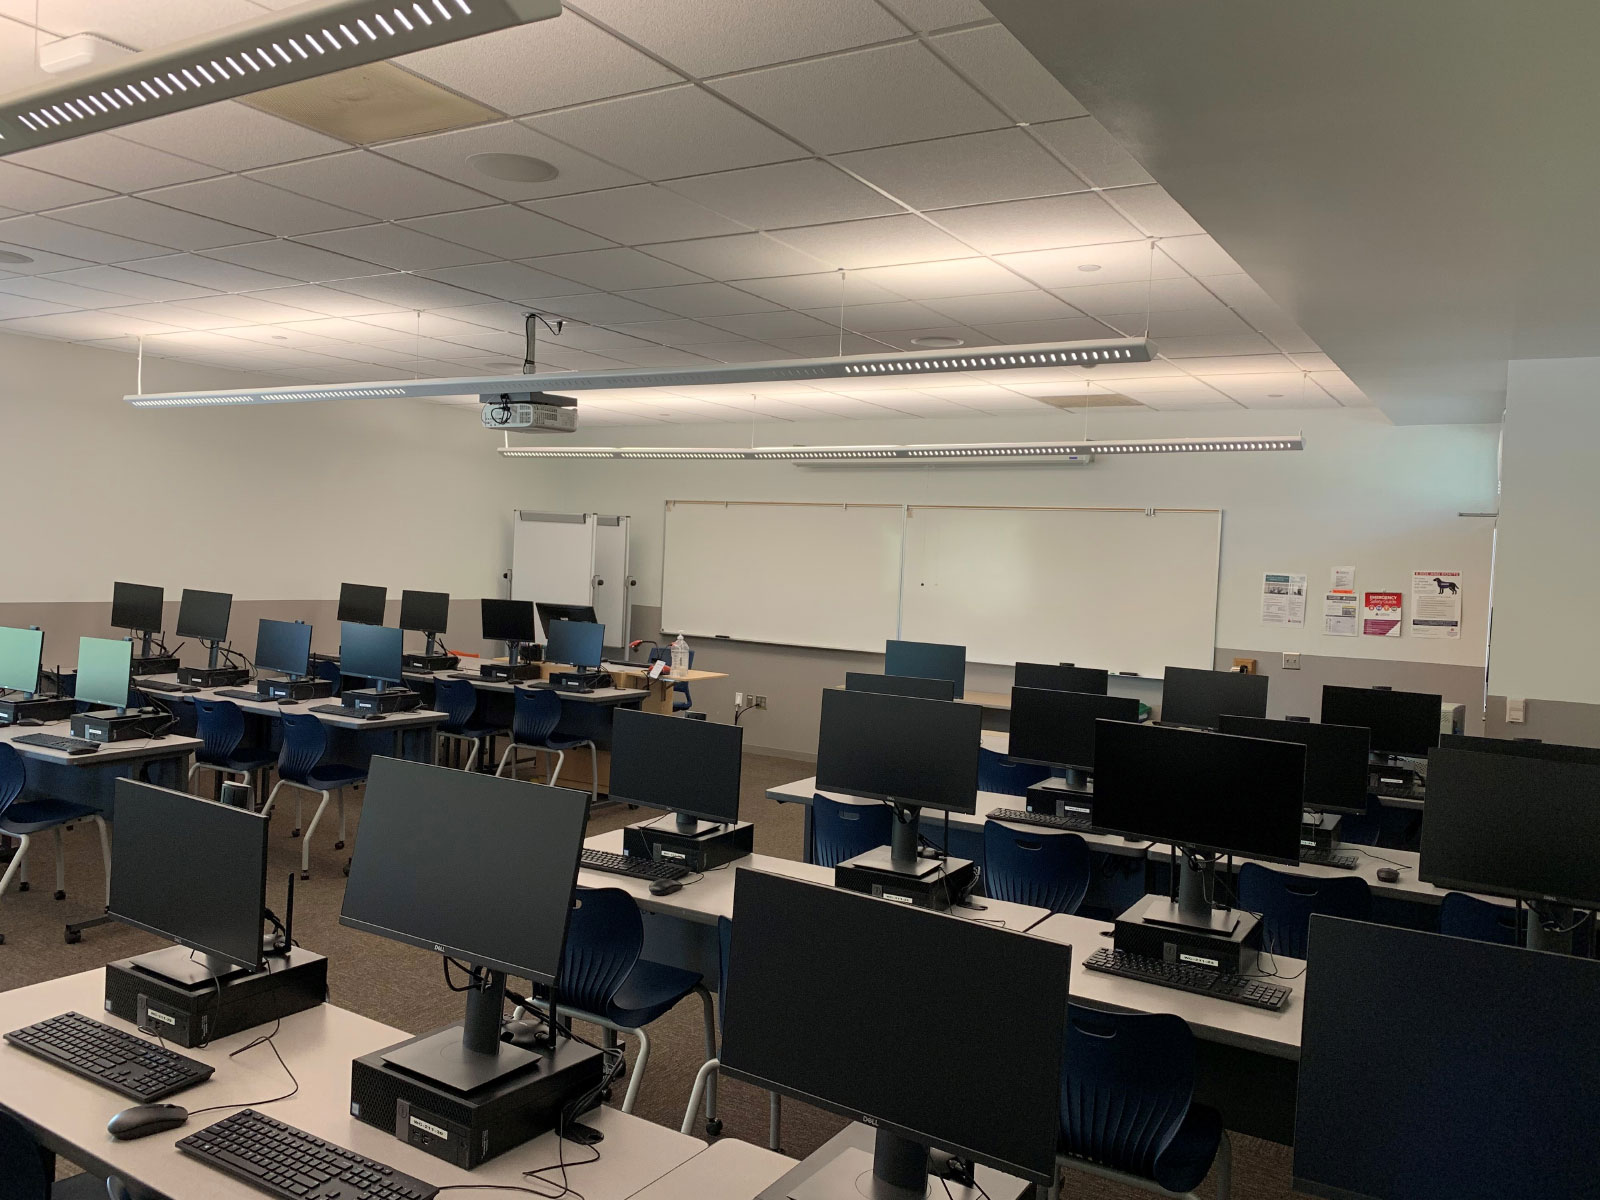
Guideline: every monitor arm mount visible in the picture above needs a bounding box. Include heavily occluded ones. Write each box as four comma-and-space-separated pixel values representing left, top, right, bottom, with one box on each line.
887, 802, 923, 871
1170, 845, 1233, 921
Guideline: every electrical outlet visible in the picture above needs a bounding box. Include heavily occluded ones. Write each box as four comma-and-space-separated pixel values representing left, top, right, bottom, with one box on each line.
750, 694, 768, 710
1507, 696, 1526, 724
1282, 652, 1301, 670
733, 691, 745, 710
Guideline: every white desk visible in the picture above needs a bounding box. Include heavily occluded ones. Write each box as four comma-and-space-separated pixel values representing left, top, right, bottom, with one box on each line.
0, 969, 701, 1200
628, 1137, 794, 1200
0, 719, 200, 769
412, 666, 650, 705
145, 675, 448, 733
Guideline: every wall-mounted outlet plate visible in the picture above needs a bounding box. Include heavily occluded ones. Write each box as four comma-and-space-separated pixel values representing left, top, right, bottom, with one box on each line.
750, 694, 768, 710
1282, 652, 1301, 670
1507, 696, 1526, 724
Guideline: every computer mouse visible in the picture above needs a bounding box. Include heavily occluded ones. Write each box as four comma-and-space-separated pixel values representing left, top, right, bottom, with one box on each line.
501, 1018, 549, 1050
1376, 867, 1401, 883
15, 718, 41, 727
107, 1103, 189, 1140
649, 879, 684, 897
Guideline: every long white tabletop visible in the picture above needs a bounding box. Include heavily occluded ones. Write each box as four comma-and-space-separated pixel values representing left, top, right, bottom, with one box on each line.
141, 674, 447, 731
0, 719, 200, 767
410, 665, 650, 704
628, 1137, 795, 1200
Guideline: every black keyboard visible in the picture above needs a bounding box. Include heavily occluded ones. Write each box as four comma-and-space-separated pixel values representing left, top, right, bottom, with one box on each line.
12, 732, 99, 754
581, 848, 689, 882
5, 1011, 214, 1101
1300, 847, 1358, 870
1083, 947, 1291, 1010
986, 807, 1093, 832
137, 680, 197, 694
217, 688, 266, 702
179, 1109, 438, 1200
310, 704, 380, 720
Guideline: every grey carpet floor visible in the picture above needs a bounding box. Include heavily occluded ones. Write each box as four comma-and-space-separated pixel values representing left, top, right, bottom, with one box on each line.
1, 752, 1302, 1198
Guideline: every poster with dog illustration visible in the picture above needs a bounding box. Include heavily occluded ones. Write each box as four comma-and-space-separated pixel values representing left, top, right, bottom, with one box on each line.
1410, 570, 1463, 639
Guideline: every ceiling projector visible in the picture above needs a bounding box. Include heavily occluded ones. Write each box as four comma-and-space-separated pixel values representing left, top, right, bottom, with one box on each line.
480, 391, 577, 433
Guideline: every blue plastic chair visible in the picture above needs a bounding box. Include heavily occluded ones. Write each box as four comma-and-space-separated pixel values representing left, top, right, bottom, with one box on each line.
263, 713, 367, 880
432, 678, 503, 772
980, 746, 1051, 796
189, 699, 276, 802
495, 687, 596, 803
1237, 862, 1372, 959
1438, 891, 1520, 945
811, 793, 892, 867
648, 647, 694, 712
313, 658, 343, 696
1053, 1005, 1231, 1199
0, 744, 109, 943
982, 820, 1092, 914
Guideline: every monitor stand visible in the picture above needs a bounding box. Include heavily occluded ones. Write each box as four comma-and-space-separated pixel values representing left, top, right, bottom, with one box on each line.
381, 969, 539, 1092
1525, 903, 1592, 957
1111, 846, 1261, 973
789, 1129, 930, 1200
833, 805, 976, 911
129, 945, 250, 988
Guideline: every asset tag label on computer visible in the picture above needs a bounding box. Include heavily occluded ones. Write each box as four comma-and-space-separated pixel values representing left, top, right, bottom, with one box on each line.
409, 1115, 450, 1141
1178, 953, 1220, 969
144, 1008, 177, 1027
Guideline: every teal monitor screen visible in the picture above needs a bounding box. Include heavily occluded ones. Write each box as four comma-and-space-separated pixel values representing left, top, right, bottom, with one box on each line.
0, 627, 43, 694
76, 637, 133, 710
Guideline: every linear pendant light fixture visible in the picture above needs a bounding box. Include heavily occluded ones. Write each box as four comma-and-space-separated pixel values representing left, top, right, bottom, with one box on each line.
0, 0, 560, 155
124, 338, 1156, 407
496, 435, 1305, 461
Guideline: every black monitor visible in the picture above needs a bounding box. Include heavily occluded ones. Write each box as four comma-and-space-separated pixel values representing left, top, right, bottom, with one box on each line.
108, 779, 269, 976
1219, 715, 1372, 817
256, 619, 312, 678
398, 589, 450, 635
111, 581, 163, 634
536, 602, 598, 641
1438, 733, 1600, 766
721, 871, 1070, 1190
1159, 665, 1268, 729
1008, 687, 1140, 772
1320, 684, 1441, 757
608, 708, 743, 833
1293, 915, 1600, 1200
75, 637, 133, 711
843, 672, 956, 701
883, 639, 965, 700
1419, 746, 1600, 910
481, 598, 537, 644
546, 619, 603, 669
1092, 720, 1304, 862
175, 588, 232, 643
340, 622, 403, 685
337, 582, 387, 626
0, 626, 43, 696
815, 687, 981, 814
1014, 662, 1109, 695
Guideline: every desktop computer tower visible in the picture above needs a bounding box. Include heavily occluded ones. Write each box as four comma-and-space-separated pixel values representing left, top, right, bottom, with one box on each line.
481, 661, 543, 682
343, 688, 421, 715
129, 656, 181, 677
104, 947, 327, 1048
403, 652, 459, 673
1113, 895, 1263, 975
623, 821, 753, 872
260, 677, 334, 701
0, 696, 76, 725
71, 710, 170, 743
177, 665, 251, 688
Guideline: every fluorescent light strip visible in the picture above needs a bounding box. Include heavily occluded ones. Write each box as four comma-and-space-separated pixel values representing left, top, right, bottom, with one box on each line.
495, 436, 1305, 461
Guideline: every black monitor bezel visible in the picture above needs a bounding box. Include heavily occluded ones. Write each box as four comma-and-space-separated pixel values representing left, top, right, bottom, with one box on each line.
337, 582, 388, 627
1218, 714, 1372, 816
255, 619, 312, 678
110, 581, 164, 634
607, 708, 744, 824
175, 588, 232, 642
815, 688, 982, 814
1159, 665, 1269, 730
1013, 662, 1110, 695
1320, 684, 1442, 757
398, 589, 450, 635
339, 622, 403, 684
536, 602, 599, 640
842, 672, 957, 702
883, 639, 966, 700
545, 619, 604, 669
481, 598, 538, 644
1006, 686, 1141, 771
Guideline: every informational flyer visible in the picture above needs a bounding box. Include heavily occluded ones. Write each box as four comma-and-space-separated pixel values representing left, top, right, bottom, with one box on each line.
1410, 570, 1463, 639
1331, 565, 1356, 591
1362, 591, 1403, 637
1261, 572, 1307, 625
1323, 590, 1359, 636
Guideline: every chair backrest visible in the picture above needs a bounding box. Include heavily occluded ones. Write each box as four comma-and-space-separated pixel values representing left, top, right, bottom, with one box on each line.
194, 698, 248, 763
0, 744, 26, 826
811, 793, 892, 868
0, 1107, 50, 1200
434, 678, 481, 732
716, 915, 733, 1033
982, 821, 1092, 914
314, 658, 343, 695
1237, 862, 1373, 958
978, 746, 1052, 796
151, 694, 198, 738
1333, 794, 1384, 846
561, 887, 644, 1014
276, 713, 330, 784
1060, 1005, 1197, 1180
1438, 891, 1521, 945
512, 687, 564, 745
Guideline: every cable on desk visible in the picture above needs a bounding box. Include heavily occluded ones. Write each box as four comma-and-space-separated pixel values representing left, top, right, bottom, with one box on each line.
1350, 846, 1412, 872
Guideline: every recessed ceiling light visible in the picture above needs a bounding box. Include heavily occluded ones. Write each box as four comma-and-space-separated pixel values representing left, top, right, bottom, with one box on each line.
468, 153, 560, 183
271, 335, 289, 340
1077, 264, 1102, 272
0, 250, 34, 264
1267, 393, 1284, 398
911, 336, 965, 348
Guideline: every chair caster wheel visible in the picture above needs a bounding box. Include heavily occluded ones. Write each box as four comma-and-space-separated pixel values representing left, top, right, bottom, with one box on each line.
64, 930, 81, 944
54, 890, 65, 901
300, 871, 310, 881
290, 829, 301, 838
18, 882, 28, 892
0, 932, 6, 945
705, 1119, 722, 1138
343, 861, 351, 877
334, 840, 344, 850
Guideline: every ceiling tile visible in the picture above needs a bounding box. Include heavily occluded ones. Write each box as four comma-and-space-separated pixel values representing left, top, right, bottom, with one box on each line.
374, 121, 641, 201
537, 293, 675, 324
0, 161, 110, 211
432, 302, 537, 332
421, 262, 580, 303
1030, 117, 1154, 188
928, 25, 1087, 122
12, 133, 220, 191
1311, 371, 1369, 404
834, 128, 1083, 211
769, 332, 892, 357
931, 193, 1142, 254
0, 215, 170, 263
526, 247, 705, 291
296, 225, 493, 272
0, 275, 153, 309
703, 310, 840, 340
114, 101, 350, 172
1154, 234, 1243, 276
399, 12, 679, 117
875, 0, 993, 31
1099, 305, 1252, 339
728, 272, 904, 308
1047, 276, 1214, 317
1203, 372, 1328, 406
0, 294, 72, 320
866, 324, 992, 351
849, 257, 1032, 299
355, 311, 510, 341
144, 176, 370, 237
972, 316, 1120, 344
663, 159, 902, 230
0, 310, 183, 340
28, 0, 267, 48
1155, 332, 1280, 358
123, 253, 303, 293
643, 232, 831, 280
771, 214, 970, 269
710, 42, 1008, 154
921, 289, 1080, 325
614, 282, 779, 318
572, 0, 907, 76
0, 244, 93, 275
97, 303, 244, 331
603, 346, 715, 368
50, 197, 265, 252
996, 241, 1187, 288
202, 241, 387, 284
1107, 185, 1207, 238
606, 318, 731, 345
800, 299, 951, 332
779, 392, 907, 418
681, 341, 800, 364
1173, 354, 1296, 375
233, 286, 403, 319
528, 86, 805, 181
529, 185, 746, 244
544, 323, 665, 352
179, 293, 332, 323
42, 265, 219, 302
402, 206, 610, 260
248, 152, 497, 222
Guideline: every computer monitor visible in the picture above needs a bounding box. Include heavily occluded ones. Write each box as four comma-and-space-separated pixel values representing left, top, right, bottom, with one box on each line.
1419, 746, 1600, 910
111, 581, 163, 634
1320, 684, 1441, 757
1008, 687, 1141, 773
75, 637, 133, 711
1159, 665, 1269, 729
545, 619, 604, 669
883, 639, 966, 700
1014, 662, 1109, 695
1092, 720, 1304, 862
536, 602, 598, 641
256, 619, 312, 679
108, 779, 269, 977
337, 582, 387, 626
815, 687, 981, 814
1293, 915, 1600, 1200
341, 757, 588, 1088
398, 589, 450, 635
340, 622, 403, 686
608, 708, 743, 833
175, 588, 232, 643
1438, 733, 1600, 766
721, 871, 1070, 1191
0, 627, 43, 696
481, 598, 537, 645
843, 672, 956, 701
1218, 715, 1372, 817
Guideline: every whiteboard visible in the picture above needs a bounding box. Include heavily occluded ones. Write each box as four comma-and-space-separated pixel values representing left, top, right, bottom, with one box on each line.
510, 510, 594, 615
900, 506, 1221, 677
660, 501, 904, 652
